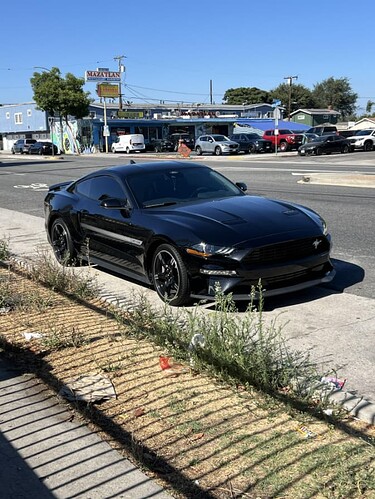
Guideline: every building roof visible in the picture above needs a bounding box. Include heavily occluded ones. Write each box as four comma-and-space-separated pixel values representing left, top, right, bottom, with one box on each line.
234, 118, 309, 131
290, 108, 340, 116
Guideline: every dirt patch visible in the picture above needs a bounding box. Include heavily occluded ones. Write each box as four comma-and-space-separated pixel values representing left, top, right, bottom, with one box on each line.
1, 266, 374, 498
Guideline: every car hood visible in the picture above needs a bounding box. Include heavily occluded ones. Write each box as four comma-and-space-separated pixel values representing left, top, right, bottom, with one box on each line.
149, 195, 323, 247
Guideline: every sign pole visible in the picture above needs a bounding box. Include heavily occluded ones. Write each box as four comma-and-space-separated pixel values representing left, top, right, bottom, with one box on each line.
103, 97, 108, 153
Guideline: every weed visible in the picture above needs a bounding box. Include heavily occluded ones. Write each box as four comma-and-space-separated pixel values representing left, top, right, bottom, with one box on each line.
27, 250, 98, 299
0, 237, 10, 261
40, 324, 87, 351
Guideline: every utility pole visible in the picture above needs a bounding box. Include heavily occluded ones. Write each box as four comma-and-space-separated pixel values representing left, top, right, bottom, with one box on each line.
284, 75, 298, 121
114, 55, 126, 110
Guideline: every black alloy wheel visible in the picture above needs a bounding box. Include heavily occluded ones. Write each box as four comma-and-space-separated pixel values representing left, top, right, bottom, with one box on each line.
248, 144, 256, 154
50, 218, 76, 265
214, 146, 222, 156
341, 145, 349, 154
152, 244, 190, 306
364, 141, 373, 151
316, 147, 322, 156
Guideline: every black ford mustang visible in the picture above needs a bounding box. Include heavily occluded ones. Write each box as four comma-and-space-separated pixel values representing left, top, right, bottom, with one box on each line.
44, 161, 335, 306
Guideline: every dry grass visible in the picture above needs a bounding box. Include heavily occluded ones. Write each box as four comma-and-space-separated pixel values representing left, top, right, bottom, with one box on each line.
1, 265, 374, 499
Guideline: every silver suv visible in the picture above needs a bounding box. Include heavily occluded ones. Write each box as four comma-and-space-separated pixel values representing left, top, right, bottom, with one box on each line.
195, 134, 239, 156
11, 138, 37, 154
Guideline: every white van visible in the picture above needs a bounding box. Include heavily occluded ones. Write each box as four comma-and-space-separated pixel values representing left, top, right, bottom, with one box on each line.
111, 134, 145, 154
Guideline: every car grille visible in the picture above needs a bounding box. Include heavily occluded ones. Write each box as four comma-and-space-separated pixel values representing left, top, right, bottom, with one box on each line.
243, 236, 330, 265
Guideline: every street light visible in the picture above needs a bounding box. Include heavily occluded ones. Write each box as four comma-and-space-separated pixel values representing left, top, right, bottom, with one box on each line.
284, 75, 298, 121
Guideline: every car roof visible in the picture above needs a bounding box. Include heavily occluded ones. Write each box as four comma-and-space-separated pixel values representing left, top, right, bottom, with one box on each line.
94, 161, 210, 178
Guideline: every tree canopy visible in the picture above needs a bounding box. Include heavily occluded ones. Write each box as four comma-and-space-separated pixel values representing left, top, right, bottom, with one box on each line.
312, 77, 357, 119
223, 87, 271, 105
222, 77, 359, 118
30, 67, 91, 120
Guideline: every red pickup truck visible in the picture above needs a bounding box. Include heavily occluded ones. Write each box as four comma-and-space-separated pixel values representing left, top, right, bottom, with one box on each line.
263, 129, 304, 152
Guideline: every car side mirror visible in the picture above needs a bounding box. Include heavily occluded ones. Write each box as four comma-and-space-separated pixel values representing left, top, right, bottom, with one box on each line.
236, 182, 247, 192
100, 197, 128, 209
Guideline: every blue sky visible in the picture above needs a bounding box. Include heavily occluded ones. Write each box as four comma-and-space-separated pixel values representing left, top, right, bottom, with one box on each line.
1, 0, 375, 114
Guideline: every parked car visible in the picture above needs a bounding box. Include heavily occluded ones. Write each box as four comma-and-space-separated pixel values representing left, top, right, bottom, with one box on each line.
44, 160, 335, 306
168, 133, 195, 151
229, 133, 273, 153
195, 134, 239, 155
28, 141, 59, 155
11, 138, 37, 154
298, 135, 351, 156
262, 129, 304, 151
111, 134, 145, 154
306, 126, 338, 136
148, 137, 174, 153
347, 129, 375, 151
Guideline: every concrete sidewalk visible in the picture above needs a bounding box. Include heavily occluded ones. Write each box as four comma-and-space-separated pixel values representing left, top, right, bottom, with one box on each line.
0, 357, 172, 499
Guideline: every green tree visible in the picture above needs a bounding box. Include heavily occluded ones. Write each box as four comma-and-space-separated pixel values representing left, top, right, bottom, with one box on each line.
269, 83, 315, 113
365, 100, 375, 115
30, 67, 92, 151
312, 77, 357, 119
223, 87, 271, 105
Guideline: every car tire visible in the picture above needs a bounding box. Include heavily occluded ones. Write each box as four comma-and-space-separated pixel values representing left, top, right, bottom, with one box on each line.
126, 147, 130, 154
195, 146, 202, 155
248, 145, 256, 154
151, 243, 190, 306
50, 218, 77, 265
316, 147, 322, 156
111, 146, 116, 153
364, 141, 373, 152
279, 142, 288, 152
39, 149, 43, 155
11, 148, 15, 154
154, 146, 160, 153
341, 145, 349, 154
214, 146, 222, 156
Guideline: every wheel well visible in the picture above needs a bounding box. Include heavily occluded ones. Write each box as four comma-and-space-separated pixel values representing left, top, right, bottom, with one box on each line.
145, 237, 179, 277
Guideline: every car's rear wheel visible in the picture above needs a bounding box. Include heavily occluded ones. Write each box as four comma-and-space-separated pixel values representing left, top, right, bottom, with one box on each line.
154, 145, 160, 153
195, 146, 202, 155
152, 244, 190, 306
248, 145, 256, 154
111, 146, 116, 153
11, 148, 15, 154
50, 218, 76, 265
126, 147, 130, 154
279, 142, 288, 152
341, 145, 349, 154
214, 146, 222, 156
364, 141, 373, 151
39, 149, 43, 155
316, 147, 322, 156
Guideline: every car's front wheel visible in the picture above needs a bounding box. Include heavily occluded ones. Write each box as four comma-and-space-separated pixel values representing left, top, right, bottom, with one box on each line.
152, 244, 190, 306
279, 142, 288, 152
50, 218, 76, 265
111, 146, 116, 153
195, 146, 202, 155
214, 146, 222, 156
341, 145, 349, 154
364, 141, 373, 152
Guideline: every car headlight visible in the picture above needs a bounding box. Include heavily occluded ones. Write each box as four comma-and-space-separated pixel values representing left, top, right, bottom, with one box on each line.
186, 242, 235, 257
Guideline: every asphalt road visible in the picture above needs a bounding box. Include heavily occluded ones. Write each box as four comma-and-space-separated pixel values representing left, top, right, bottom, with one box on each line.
1, 150, 374, 299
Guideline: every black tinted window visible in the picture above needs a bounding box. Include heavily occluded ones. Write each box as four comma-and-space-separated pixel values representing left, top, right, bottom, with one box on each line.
75, 176, 125, 201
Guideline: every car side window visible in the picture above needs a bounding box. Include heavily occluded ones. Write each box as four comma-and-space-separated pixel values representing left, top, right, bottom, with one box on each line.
74, 176, 125, 201
90, 176, 125, 201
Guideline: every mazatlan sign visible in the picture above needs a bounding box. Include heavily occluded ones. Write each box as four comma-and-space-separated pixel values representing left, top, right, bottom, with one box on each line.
85, 70, 121, 82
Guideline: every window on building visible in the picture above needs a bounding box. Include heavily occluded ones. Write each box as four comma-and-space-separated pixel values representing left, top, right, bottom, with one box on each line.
6, 112, 10, 119
27, 109, 32, 117
14, 113, 23, 124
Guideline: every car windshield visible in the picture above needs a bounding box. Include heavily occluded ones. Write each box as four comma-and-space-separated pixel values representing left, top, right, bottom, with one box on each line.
355, 130, 371, 135
126, 166, 243, 208
212, 135, 229, 142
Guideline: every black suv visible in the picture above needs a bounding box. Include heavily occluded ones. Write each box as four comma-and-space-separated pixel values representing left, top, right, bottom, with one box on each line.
168, 133, 195, 151
306, 126, 338, 136
11, 138, 37, 154
229, 133, 273, 153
